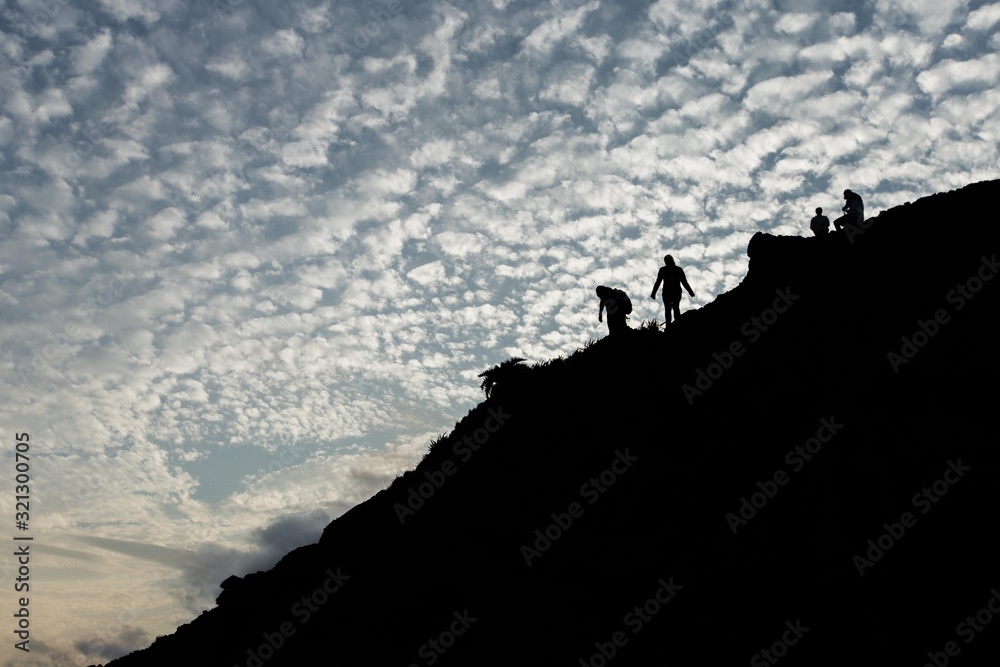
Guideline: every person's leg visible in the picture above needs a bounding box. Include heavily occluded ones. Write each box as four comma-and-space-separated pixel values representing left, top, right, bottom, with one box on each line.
663, 297, 672, 325
670, 291, 682, 323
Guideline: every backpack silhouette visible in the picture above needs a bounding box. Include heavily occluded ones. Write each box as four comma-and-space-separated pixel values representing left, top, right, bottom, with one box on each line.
614, 289, 632, 315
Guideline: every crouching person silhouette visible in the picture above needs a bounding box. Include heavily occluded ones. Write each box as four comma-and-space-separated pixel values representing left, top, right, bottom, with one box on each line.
833, 189, 864, 232
650, 255, 695, 327
596, 285, 632, 335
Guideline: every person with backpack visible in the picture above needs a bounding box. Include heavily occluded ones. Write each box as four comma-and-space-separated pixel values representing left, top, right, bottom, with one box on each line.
650, 255, 695, 327
596, 285, 632, 335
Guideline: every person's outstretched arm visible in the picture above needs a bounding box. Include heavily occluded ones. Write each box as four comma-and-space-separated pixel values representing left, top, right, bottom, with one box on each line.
598, 299, 604, 322
650, 271, 663, 299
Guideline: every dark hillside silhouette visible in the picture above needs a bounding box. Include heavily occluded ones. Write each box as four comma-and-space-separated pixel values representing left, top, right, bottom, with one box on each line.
94, 180, 1000, 667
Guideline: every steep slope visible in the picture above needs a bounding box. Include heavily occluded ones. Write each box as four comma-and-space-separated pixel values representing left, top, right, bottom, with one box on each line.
99, 180, 1000, 667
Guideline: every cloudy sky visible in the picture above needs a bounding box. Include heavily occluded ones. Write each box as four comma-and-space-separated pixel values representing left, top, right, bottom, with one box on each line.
0, 0, 998, 663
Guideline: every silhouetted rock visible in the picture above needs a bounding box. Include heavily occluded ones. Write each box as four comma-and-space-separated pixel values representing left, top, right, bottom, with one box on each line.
94, 180, 1000, 667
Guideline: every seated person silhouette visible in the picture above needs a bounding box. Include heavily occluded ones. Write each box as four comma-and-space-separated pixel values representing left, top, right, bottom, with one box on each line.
833, 189, 864, 231
596, 285, 630, 335
650, 255, 695, 327
810, 207, 830, 236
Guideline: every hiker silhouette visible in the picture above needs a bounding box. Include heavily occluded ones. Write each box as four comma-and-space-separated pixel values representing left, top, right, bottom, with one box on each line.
650, 255, 695, 327
596, 285, 631, 335
810, 207, 830, 236
833, 189, 864, 231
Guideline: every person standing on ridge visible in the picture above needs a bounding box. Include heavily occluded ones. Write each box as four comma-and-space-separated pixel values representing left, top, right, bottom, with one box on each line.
834, 189, 864, 231
596, 285, 631, 336
650, 255, 695, 327
810, 207, 830, 236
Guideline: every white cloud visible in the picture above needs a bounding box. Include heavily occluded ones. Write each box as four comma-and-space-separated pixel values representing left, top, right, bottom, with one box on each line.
540, 63, 596, 106
648, 0, 726, 38
966, 2, 1000, 30
874, 0, 969, 34
407, 260, 447, 286
774, 12, 820, 35
436, 231, 485, 257
743, 71, 834, 112
261, 29, 306, 58
98, 0, 167, 23
916, 53, 1000, 96
143, 207, 187, 241
208, 54, 251, 81
520, 1, 598, 57
71, 29, 113, 75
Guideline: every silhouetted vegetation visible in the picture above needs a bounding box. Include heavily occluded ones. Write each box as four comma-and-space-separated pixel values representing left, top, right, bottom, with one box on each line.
477, 357, 527, 398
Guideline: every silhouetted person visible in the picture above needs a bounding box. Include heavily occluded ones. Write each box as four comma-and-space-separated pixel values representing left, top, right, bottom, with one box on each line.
810, 207, 830, 236
596, 285, 630, 335
834, 189, 864, 231
650, 255, 695, 327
